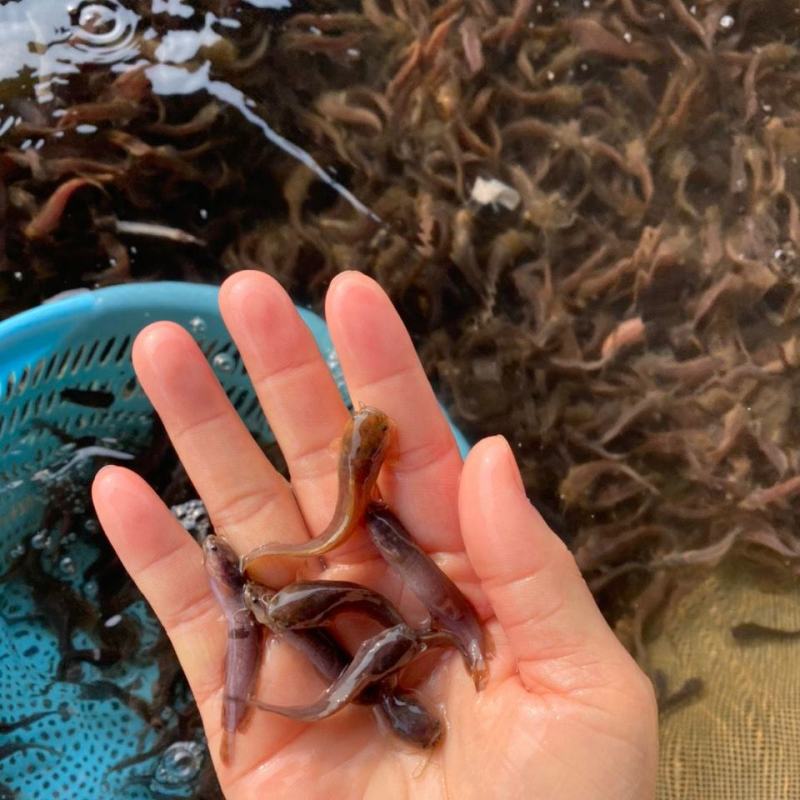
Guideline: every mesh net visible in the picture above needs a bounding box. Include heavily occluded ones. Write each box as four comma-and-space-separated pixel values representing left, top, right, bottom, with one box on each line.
638, 560, 800, 799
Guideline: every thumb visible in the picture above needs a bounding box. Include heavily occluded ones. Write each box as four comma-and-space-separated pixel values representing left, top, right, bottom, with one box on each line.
459, 436, 635, 694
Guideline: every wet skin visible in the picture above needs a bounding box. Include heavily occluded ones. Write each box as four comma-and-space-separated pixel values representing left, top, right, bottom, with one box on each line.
240, 406, 392, 568
232, 621, 457, 723
203, 535, 262, 764
243, 582, 441, 748
365, 503, 489, 689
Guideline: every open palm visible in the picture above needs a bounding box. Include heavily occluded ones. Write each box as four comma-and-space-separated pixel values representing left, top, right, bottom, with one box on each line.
92, 270, 657, 800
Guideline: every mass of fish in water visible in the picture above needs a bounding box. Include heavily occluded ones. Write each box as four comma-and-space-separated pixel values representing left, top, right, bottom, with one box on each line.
1, 406, 225, 798
204, 405, 489, 761
3, 0, 800, 746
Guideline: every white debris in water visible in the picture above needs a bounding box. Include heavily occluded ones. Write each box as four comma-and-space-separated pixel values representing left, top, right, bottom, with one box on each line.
470, 177, 520, 211
719, 14, 735, 29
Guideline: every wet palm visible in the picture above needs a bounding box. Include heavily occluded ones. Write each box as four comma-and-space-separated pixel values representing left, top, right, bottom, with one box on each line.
92, 270, 657, 800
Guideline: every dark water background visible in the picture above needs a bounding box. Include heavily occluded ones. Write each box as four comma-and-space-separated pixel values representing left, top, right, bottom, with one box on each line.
2, 0, 800, 796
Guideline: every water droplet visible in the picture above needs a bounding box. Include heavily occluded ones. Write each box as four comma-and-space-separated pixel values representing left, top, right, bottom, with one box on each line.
10, 543, 25, 558
60, 556, 77, 576
719, 14, 735, 29
84, 518, 99, 534
31, 530, 50, 549
12, 271, 23, 281
546, 70, 555, 81
188, 316, 207, 335
104, 614, 123, 628
212, 352, 235, 373
154, 741, 204, 786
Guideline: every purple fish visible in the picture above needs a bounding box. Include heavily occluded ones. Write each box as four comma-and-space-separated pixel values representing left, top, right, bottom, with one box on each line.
365, 503, 489, 689
203, 535, 262, 764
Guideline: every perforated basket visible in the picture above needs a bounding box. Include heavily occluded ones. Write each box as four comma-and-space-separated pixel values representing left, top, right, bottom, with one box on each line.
0, 282, 469, 799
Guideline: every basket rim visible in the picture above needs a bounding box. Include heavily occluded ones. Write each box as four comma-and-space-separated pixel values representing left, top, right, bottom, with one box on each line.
0, 281, 471, 455
0, 282, 220, 355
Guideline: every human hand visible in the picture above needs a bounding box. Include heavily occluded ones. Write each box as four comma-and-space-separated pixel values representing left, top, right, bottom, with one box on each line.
92, 270, 657, 800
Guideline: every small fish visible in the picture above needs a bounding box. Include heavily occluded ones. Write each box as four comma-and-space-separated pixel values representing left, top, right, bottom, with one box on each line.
243, 581, 442, 748
239, 623, 455, 722
731, 622, 800, 643
0, 741, 61, 761
59, 388, 115, 408
203, 535, 262, 765
114, 219, 205, 246
241, 406, 393, 567
365, 503, 489, 689
255, 580, 406, 632
0, 711, 56, 734
654, 672, 704, 715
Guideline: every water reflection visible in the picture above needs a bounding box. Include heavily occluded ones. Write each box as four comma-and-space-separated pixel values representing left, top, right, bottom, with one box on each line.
0, 0, 140, 89
0, 0, 376, 218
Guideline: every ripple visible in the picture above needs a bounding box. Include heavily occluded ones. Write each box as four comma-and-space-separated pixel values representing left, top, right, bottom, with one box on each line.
67, 0, 140, 65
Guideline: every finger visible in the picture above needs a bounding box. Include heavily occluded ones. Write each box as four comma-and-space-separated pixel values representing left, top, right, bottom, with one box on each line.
325, 271, 463, 553
459, 436, 638, 694
219, 272, 349, 537
91, 467, 310, 781
132, 322, 308, 585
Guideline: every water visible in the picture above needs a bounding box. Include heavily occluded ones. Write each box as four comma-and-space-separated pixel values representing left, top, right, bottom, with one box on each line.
3, 2, 800, 798
0, 429, 221, 799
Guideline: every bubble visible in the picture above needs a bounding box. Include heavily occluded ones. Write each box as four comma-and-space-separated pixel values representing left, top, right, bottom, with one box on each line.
60, 556, 77, 576
84, 579, 99, 600
622, 31, 632, 43
154, 741, 204, 786
171, 498, 211, 538
719, 14, 735, 29
326, 349, 346, 392
69, 1, 140, 65
772, 243, 797, 273
212, 352, 235, 373
31, 530, 51, 550
84, 518, 99, 534
188, 316, 207, 335
10, 543, 25, 558
104, 614, 123, 628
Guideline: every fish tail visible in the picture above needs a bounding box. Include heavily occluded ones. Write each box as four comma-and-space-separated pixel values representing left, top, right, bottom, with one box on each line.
220, 730, 233, 765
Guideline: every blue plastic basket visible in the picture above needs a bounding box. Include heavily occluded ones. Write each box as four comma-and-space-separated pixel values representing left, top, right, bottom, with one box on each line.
0, 282, 469, 799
